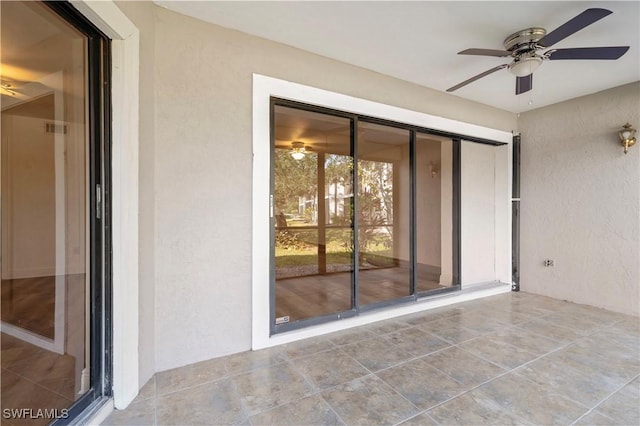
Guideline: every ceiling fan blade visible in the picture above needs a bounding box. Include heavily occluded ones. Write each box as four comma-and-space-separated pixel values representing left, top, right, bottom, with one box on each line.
547, 46, 630, 60
516, 74, 533, 95
538, 8, 612, 48
446, 64, 508, 92
458, 48, 511, 57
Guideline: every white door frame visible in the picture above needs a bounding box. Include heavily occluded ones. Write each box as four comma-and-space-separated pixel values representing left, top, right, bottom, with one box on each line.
70, 0, 140, 409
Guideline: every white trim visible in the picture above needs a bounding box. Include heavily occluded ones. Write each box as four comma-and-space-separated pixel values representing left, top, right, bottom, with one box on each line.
252, 74, 512, 350
71, 0, 140, 410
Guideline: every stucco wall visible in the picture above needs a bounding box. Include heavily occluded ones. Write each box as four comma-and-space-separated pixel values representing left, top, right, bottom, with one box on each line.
519, 82, 640, 316
118, 3, 516, 372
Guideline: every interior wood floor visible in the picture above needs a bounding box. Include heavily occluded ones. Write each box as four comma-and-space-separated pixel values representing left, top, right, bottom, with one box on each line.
276, 267, 450, 322
1, 332, 77, 426
1, 275, 86, 425
1, 276, 57, 339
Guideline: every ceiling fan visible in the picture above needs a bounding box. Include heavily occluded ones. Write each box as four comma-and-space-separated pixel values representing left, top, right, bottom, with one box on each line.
447, 8, 630, 95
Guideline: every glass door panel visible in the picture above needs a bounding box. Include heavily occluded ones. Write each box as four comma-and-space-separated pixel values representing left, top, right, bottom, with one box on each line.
357, 122, 411, 306
1, 0, 91, 418
273, 105, 354, 324
415, 134, 454, 292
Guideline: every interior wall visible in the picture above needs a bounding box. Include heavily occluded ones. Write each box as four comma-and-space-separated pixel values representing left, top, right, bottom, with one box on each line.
519, 82, 640, 316
113, 0, 157, 387
117, 3, 516, 372
1, 114, 56, 278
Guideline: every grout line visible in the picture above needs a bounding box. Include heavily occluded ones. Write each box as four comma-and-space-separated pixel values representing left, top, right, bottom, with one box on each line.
569, 373, 640, 425
152, 375, 157, 426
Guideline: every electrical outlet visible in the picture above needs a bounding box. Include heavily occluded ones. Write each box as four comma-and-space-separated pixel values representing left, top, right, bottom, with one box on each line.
544, 259, 554, 267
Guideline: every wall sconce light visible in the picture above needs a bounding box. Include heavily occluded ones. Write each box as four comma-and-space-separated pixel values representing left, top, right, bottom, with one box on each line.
428, 161, 439, 178
290, 141, 306, 160
618, 123, 636, 154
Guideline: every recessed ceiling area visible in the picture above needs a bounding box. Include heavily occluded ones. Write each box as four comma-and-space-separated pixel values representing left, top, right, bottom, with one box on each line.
154, 1, 639, 113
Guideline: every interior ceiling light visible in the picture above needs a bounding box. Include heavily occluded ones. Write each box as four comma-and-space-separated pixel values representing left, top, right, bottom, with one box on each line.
291, 141, 306, 160
0, 81, 17, 96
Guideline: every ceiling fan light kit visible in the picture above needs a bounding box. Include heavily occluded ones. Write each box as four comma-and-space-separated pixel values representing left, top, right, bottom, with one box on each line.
290, 141, 306, 160
508, 54, 543, 77
447, 8, 630, 95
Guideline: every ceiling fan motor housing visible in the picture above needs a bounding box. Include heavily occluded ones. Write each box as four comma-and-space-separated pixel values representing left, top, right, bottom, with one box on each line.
504, 27, 547, 53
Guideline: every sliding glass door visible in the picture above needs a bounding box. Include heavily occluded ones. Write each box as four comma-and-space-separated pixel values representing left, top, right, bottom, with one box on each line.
1, 1, 110, 422
271, 100, 459, 332
415, 134, 455, 293
272, 105, 355, 325
357, 122, 412, 308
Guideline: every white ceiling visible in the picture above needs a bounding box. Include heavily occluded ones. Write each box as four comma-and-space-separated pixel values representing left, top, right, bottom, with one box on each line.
155, 1, 639, 113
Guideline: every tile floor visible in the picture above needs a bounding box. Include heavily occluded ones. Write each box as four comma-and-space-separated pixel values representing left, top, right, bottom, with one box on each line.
104, 292, 640, 426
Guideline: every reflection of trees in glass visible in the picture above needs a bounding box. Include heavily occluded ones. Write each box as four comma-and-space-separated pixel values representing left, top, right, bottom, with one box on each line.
357, 161, 394, 265
274, 149, 317, 214
274, 150, 396, 268
325, 154, 353, 224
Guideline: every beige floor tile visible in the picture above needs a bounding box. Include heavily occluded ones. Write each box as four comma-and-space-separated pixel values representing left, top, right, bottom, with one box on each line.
282, 336, 336, 360
459, 335, 538, 369
322, 375, 419, 426
427, 392, 530, 425
490, 327, 563, 355
362, 318, 412, 335
418, 319, 480, 344
225, 346, 288, 375
156, 378, 247, 425
550, 341, 639, 383
515, 356, 626, 407
156, 356, 229, 395
397, 411, 439, 426
341, 336, 413, 372
292, 350, 370, 389
232, 363, 314, 415
135, 376, 156, 402
516, 318, 583, 343
383, 327, 451, 357
474, 372, 588, 424
103, 398, 155, 426
594, 378, 640, 425
376, 356, 468, 410
328, 327, 376, 346
423, 347, 505, 386
249, 394, 344, 426
573, 410, 618, 426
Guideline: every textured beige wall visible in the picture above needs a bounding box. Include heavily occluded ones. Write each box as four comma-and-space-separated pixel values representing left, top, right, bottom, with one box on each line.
118, 3, 516, 372
519, 82, 640, 316
461, 142, 497, 285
